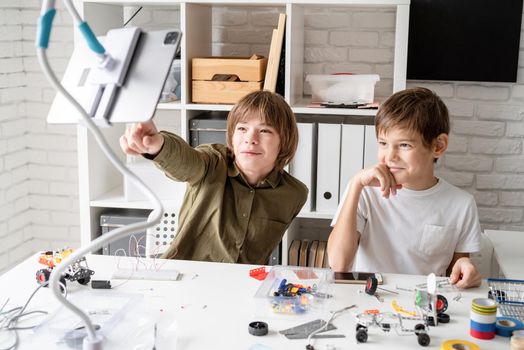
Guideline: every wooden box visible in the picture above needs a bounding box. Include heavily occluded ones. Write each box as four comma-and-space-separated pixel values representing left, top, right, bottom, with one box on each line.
192, 56, 267, 104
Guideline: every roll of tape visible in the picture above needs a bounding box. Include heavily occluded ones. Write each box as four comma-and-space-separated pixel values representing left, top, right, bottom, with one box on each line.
472, 298, 497, 309
471, 304, 497, 315
471, 319, 496, 333
470, 328, 495, 340
441, 339, 480, 350
470, 310, 497, 324
496, 317, 524, 337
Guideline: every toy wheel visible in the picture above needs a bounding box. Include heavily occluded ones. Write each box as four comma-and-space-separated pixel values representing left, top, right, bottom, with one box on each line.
414, 323, 426, 335
437, 312, 450, 324
356, 329, 368, 343
417, 333, 430, 347
365, 277, 378, 295
36, 269, 50, 286
436, 295, 448, 313
77, 276, 91, 285
356, 324, 367, 331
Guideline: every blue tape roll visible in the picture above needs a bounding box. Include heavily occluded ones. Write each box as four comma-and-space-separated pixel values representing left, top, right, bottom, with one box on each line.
496, 317, 524, 337
470, 319, 496, 333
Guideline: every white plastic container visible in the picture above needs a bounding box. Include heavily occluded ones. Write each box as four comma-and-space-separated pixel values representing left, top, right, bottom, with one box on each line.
306, 74, 380, 104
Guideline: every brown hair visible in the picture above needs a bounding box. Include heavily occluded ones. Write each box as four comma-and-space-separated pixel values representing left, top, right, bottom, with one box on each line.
375, 87, 450, 148
226, 91, 298, 171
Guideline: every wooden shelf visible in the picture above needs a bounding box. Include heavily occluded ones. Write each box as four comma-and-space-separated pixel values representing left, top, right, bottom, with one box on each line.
157, 101, 183, 110
91, 187, 182, 210
185, 103, 233, 111
292, 99, 378, 116
297, 211, 334, 220
76, 0, 409, 263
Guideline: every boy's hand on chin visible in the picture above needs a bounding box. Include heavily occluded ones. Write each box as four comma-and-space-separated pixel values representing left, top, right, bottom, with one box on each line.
450, 257, 482, 289
359, 164, 402, 198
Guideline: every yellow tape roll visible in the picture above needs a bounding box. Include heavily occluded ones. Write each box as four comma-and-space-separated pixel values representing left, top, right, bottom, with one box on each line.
441, 339, 480, 350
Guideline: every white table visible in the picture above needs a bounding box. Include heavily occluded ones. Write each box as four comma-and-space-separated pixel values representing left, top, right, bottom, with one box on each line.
485, 229, 524, 279
0, 254, 514, 349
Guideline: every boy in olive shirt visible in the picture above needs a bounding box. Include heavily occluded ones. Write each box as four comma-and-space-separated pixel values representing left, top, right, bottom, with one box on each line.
120, 91, 308, 264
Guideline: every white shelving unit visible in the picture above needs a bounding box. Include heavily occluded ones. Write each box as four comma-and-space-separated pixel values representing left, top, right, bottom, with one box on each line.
73, 0, 409, 264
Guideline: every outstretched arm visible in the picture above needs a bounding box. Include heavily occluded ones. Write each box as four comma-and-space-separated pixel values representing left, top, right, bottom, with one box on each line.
448, 253, 482, 289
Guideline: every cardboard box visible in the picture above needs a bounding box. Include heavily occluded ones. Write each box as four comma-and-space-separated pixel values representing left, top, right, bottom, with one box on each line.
192, 56, 267, 104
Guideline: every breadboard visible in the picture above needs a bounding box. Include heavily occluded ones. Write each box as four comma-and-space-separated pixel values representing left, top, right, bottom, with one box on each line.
112, 268, 180, 281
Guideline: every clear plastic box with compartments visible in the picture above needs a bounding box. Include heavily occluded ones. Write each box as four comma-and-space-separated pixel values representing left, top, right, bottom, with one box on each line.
254, 265, 334, 315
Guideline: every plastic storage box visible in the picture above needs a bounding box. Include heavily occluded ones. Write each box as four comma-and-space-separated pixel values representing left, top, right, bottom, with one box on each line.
255, 265, 334, 315
100, 212, 148, 257
306, 74, 380, 104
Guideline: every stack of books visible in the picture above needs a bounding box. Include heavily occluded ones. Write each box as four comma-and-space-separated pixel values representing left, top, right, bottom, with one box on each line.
288, 240, 329, 268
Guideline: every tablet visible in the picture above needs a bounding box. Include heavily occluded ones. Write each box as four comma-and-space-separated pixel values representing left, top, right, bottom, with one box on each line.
47, 29, 181, 125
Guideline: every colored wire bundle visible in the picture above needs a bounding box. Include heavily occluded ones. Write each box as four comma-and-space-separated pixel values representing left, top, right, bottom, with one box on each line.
0, 284, 50, 350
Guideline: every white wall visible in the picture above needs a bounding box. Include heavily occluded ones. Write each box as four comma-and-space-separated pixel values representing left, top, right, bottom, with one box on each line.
0, 0, 77, 272
1, 3, 524, 271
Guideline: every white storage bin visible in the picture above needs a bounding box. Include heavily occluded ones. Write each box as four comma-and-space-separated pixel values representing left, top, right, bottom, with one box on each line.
306, 74, 380, 104
124, 163, 186, 201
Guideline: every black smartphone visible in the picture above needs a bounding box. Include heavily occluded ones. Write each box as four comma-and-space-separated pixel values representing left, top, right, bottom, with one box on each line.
334, 272, 383, 284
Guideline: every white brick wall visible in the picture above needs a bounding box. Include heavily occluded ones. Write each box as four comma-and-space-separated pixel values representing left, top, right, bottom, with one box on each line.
2, 3, 524, 272
0, 2, 77, 273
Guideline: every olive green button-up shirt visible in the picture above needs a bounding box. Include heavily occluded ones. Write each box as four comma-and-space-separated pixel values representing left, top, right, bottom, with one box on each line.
153, 131, 308, 265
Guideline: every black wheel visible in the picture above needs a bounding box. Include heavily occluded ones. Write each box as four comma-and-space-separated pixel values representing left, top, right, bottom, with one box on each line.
437, 312, 450, 324
414, 323, 426, 335
356, 329, 368, 343
436, 294, 448, 313
77, 276, 91, 285
365, 277, 378, 295
417, 333, 430, 346
36, 269, 50, 286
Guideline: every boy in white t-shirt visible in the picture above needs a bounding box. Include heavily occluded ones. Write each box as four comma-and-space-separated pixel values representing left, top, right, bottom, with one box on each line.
327, 87, 482, 288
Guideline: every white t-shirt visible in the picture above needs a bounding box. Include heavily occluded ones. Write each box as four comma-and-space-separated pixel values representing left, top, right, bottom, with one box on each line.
332, 178, 481, 276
